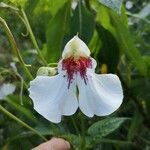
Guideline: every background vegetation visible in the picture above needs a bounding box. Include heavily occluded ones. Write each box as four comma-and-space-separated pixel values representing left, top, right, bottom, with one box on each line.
0, 0, 150, 149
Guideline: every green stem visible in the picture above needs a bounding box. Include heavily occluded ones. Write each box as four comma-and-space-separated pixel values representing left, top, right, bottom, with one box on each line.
17, 73, 24, 105
71, 117, 80, 136
0, 105, 47, 141
48, 63, 58, 67
139, 136, 150, 146
80, 114, 85, 149
20, 9, 47, 65
126, 12, 150, 24
78, 0, 82, 37
71, 117, 83, 150
0, 17, 33, 80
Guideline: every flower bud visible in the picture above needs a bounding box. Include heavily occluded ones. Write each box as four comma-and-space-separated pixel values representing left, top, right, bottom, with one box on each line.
37, 67, 57, 76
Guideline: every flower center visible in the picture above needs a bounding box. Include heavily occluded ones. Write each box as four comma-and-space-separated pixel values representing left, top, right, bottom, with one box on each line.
62, 57, 92, 88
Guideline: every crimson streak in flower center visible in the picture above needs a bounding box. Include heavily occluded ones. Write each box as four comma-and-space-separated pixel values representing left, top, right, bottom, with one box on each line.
62, 57, 92, 88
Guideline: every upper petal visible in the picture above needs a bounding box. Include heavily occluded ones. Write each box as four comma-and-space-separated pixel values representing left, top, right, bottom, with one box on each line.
78, 71, 123, 117
62, 35, 91, 58
28, 74, 78, 123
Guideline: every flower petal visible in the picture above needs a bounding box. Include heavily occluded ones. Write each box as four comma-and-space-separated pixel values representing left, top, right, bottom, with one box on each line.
78, 71, 123, 117
0, 83, 16, 100
29, 74, 78, 123
62, 35, 91, 58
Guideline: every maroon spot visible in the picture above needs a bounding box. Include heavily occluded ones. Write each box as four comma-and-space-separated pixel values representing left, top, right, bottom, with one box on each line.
62, 57, 92, 88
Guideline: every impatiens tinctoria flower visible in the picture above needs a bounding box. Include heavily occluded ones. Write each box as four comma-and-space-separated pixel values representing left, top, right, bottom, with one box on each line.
29, 36, 123, 123
0, 83, 16, 100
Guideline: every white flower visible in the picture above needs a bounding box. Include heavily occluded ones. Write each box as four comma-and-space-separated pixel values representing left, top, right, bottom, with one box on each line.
0, 83, 16, 100
29, 36, 123, 123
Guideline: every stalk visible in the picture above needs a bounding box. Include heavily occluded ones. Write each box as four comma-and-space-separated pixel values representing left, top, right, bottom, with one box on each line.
0, 17, 33, 80
0, 105, 47, 141
20, 9, 47, 65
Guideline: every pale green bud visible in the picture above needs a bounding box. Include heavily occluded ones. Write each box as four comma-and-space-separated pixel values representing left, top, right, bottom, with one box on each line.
37, 67, 57, 76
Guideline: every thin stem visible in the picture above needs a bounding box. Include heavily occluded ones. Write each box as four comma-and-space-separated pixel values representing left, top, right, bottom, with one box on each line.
80, 114, 86, 149
0, 105, 47, 141
20, 9, 47, 65
78, 0, 82, 37
71, 117, 82, 150
0, 17, 33, 80
71, 117, 80, 136
17, 73, 24, 105
139, 136, 150, 146
48, 63, 58, 67
11, 63, 24, 105
126, 12, 150, 24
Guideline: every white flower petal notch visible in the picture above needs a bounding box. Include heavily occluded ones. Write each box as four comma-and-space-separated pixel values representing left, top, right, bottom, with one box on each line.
28, 35, 123, 123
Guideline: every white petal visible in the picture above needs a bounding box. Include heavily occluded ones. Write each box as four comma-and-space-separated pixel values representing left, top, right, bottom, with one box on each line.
90, 58, 97, 70
28, 74, 78, 123
0, 83, 16, 100
77, 77, 94, 117
78, 71, 123, 117
62, 35, 91, 58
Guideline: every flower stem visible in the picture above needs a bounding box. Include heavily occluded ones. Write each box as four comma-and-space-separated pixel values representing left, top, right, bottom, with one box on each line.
71, 117, 83, 150
71, 117, 80, 136
0, 17, 33, 80
0, 105, 47, 141
80, 113, 86, 149
20, 9, 47, 65
48, 63, 58, 67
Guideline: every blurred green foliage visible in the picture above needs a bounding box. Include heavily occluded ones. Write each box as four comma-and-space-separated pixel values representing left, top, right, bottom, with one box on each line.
0, 0, 150, 149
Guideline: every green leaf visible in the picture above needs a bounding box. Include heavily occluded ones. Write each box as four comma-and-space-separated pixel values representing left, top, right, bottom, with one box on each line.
143, 56, 150, 76
88, 117, 128, 138
87, 137, 132, 146
127, 111, 143, 141
63, 134, 80, 149
96, 23, 120, 73
32, 0, 68, 17
35, 125, 54, 136
46, 1, 70, 62
94, 3, 147, 76
110, 12, 148, 76
89, 30, 102, 56
9, 0, 27, 7
97, 0, 123, 14
48, 0, 69, 16
70, 3, 95, 44
25, 0, 40, 15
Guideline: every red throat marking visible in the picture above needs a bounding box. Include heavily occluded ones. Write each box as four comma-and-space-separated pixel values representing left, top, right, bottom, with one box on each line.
62, 57, 92, 88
